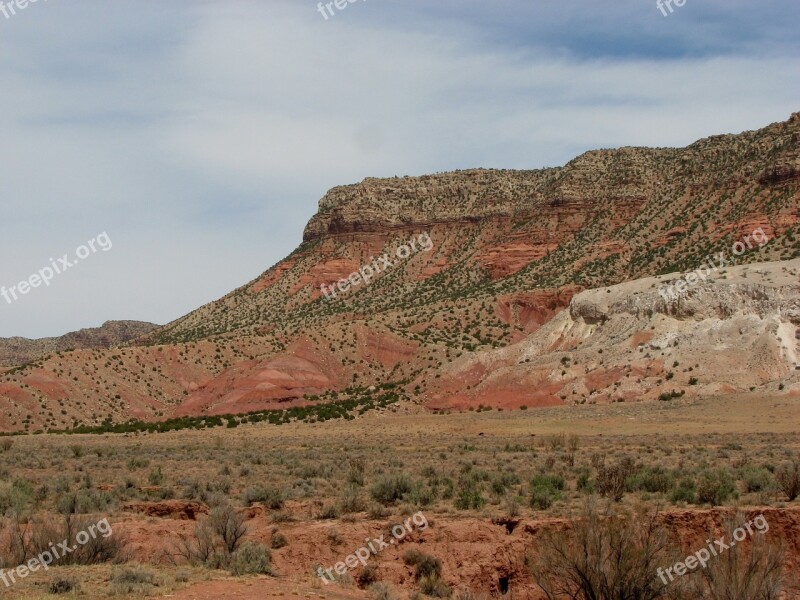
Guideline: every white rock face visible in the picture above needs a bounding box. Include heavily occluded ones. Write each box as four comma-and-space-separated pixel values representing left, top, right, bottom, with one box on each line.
431, 259, 800, 407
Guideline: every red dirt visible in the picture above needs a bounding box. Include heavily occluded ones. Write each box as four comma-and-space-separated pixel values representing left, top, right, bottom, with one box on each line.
116, 504, 800, 600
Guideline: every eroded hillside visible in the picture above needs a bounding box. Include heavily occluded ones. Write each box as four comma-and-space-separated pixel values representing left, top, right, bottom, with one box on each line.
1, 114, 799, 433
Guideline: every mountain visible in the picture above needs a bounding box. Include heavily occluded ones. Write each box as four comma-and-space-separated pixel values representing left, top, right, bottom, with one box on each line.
0, 321, 159, 368
0, 113, 798, 433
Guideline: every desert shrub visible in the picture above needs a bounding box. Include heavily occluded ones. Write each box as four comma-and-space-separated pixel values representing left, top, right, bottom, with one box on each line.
0, 439, 13, 452
409, 484, 437, 508
368, 503, 390, 519
739, 466, 774, 494
669, 478, 696, 504
775, 460, 800, 501
48, 577, 78, 594
229, 541, 271, 575
689, 513, 785, 600
419, 574, 452, 598
490, 472, 520, 496
547, 433, 566, 450
0, 480, 33, 515
126, 456, 147, 469
404, 549, 442, 580
9, 515, 126, 567
270, 530, 288, 549
209, 503, 247, 554
57, 489, 112, 515
327, 526, 343, 546
148, 467, 164, 486
207, 478, 232, 495
529, 474, 565, 510
181, 479, 208, 502
317, 503, 340, 519
696, 470, 736, 506
347, 458, 367, 486
576, 470, 595, 494
628, 466, 674, 494
369, 582, 400, 600
356, 563, 380, 588
173, 522, 217, 566
530, 503, 680, 600
454, 476, 486, 510
371, 474, 413, 505
339, 484, 365, 514
243, 485, 285, 509
595, 456, 636, 502
110, 565, 160, 595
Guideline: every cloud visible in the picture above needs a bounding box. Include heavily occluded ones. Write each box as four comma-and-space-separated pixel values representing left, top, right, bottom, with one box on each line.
0, 0, 797, 337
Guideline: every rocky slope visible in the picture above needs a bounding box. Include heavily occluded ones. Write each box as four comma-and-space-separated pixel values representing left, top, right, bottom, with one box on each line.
0, 113, 798, 432
426, 259, 800, 410
0, 320, 159, 368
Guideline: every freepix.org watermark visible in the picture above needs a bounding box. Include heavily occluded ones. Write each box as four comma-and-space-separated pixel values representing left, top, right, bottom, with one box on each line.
657, 514, 769, 585
0, 518, 113, 589
317, 0, 366, 20
320, 232, 433, 302
0, 0, 48, 20
656, 0, 687, 17
316, 511, 429, 584
658, 227, 769, 302
1, 232, 112, 306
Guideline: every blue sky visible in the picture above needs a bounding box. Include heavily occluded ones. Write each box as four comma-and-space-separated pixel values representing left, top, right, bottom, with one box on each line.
0, 0, 798, 338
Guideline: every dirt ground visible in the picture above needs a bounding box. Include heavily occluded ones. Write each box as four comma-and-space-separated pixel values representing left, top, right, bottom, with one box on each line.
3, 392, 800, 599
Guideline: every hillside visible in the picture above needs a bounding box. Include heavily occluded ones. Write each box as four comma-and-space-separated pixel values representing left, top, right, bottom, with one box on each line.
427, 258, 800, 410
0, 320, 159, 368
0, 113, 798, 433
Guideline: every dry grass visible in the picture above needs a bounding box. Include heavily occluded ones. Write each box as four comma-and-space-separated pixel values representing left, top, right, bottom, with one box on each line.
0, 395, 798, 597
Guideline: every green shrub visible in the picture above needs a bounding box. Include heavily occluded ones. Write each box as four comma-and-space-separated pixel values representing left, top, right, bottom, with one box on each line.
696, 470, 736, 506
529, 474, 565, 510
627, 466, 674, 494
669, 478, 696, 504
243, 485, 285, 509
490, 472, 520, 496
229, 541, 271, 575
148, 467, 164, 486
347, 458, 366, 486
576, 472, 594, 494
454, 480, 486, 510
371, 474, 413, 505
409, 485, 437, 508
739, 466, 774, 493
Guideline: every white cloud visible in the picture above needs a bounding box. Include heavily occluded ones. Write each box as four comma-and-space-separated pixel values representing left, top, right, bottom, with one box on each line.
0, 0, 797, 337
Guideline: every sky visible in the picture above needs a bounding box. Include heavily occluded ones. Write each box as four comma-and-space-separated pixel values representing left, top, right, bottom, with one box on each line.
0, 0, 798, 338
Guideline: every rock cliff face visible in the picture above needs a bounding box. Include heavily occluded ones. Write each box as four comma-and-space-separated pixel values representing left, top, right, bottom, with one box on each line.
426, 259, 800, 410
0, 113, 799, 432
